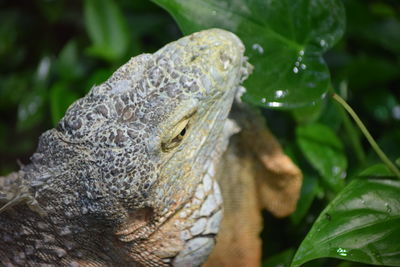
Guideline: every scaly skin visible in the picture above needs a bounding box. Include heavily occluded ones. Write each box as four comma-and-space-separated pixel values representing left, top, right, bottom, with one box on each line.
0, 29, 252, 266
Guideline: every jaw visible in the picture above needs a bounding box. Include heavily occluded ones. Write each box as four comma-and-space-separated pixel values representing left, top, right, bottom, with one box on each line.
170, 160, 223, 266
115, 160, 223, 266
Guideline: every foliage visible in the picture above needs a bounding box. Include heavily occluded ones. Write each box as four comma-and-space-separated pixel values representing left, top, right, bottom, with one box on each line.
0, 0, 399, 266
154, 0, 345, 108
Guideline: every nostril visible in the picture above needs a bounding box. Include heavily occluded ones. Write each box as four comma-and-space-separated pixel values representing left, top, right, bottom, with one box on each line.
219, 51, 232, 70
190, 54, 199, 62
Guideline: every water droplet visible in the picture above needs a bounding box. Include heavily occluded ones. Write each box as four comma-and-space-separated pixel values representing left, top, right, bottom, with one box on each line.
295, 61, 300, 67
266, 102, 284, 108
293, 67, 299, 74
300, 64, 307, 70
337, 247, 348, 256
320, 39, 327, 47
297, 56, 303, 62
252, 43, 264, 54
385, 203, 392, 213
261, 98, 266, 103
332, 166, 341, 176
275, 90, 287, 98
299, 50, 305, 56
392, 105, 400, 120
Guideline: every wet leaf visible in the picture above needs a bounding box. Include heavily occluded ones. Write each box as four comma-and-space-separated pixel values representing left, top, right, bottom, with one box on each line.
292, 179, 400, 266
296, 123, 346, 192
152, 0, 345, 108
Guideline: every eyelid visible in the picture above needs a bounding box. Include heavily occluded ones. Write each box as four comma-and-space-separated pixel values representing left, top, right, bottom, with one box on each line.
161, 109, 196, 152
171, 119, 190, 139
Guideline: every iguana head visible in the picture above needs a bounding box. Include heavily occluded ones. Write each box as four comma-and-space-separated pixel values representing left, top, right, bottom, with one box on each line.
28, 28, 251, 264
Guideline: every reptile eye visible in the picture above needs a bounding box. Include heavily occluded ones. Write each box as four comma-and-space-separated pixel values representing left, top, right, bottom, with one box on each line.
162, 119, 190, 152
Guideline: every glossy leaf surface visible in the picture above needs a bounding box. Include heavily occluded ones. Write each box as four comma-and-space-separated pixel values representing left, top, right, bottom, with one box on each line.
152, 0, 345, 108
292, 178, 400, 266
296, 123, 347, 192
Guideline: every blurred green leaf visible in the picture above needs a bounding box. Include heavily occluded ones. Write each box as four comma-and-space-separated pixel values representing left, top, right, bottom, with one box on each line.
0, 11, 25, 70
84, 0, 130, 61
361, 89, 398, 124
296, 123, 347, 192
85, 68, 114, 93
56, 40, 84, 81
0, 11, 18, 59
0, 74, 30, 108
36, 0, 65, 23
17, 90, 46, 131
358, 163, 395, 178
17, 57, 51, 131
375, 129, 400, 163
291, 174, 318, 225
263, 248, 295, 267
152, 0, 345, 109
50, 82, 80, 126
292, 179, 400, 266
292, 101, 323, 124
345, 56, 400, 90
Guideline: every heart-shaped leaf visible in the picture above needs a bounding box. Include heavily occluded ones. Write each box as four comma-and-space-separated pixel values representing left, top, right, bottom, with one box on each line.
292, 178, 400, 266
152, 0, 345, 108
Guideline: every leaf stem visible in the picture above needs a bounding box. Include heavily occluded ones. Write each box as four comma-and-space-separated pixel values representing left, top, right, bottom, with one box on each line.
332, 93, 400, 179
336, 102, 366, 165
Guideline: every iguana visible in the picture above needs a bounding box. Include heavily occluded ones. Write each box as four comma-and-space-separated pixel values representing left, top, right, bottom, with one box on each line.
0, 29, 301, 266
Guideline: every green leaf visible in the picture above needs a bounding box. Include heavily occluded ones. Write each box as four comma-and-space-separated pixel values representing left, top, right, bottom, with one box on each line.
17, 90, 46, 131
17, 57, 51, 131
292, 179, 400, 266
296, 123, 347, 192
152, 0, 345, 108
84, 0, 130, 61
50, 82, 80, 126
358, 163, 395, 178
84, 68, 114, 93
263, 248, 295, 267
290, 174, 319, 225
56, 40, 84, 81
292, 100, 323, 124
